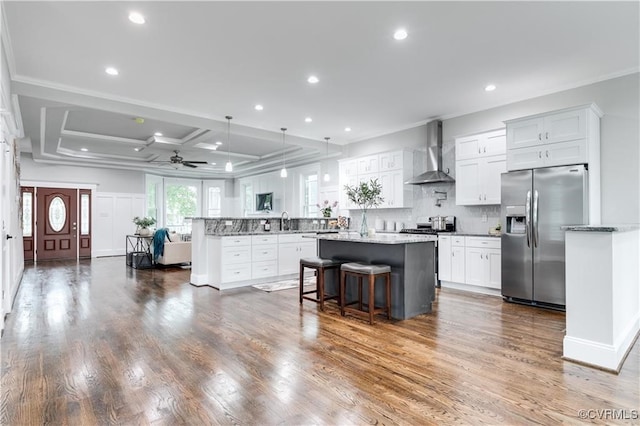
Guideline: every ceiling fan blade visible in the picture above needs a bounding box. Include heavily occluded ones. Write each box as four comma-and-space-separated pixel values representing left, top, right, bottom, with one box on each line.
183, 160, 208, 164
182, 162, 198, 168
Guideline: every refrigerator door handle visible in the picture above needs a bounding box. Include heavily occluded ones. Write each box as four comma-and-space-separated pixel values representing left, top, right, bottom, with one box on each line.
525, 190, 531, 248
533, 189, 539, 248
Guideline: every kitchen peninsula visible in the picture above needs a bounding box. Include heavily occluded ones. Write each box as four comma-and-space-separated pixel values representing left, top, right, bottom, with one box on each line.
189, 216, 342, 290
314, 233, 437, 320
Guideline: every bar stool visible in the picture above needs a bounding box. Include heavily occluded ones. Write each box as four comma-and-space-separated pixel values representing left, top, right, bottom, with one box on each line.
340, 262, 391, 324
299, 257, 343, 310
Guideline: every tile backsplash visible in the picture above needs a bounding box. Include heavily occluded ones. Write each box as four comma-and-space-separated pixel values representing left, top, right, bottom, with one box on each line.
342, 183, 501, 235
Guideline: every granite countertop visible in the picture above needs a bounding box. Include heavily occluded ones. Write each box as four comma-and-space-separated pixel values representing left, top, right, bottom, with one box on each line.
562, 224, 640, 233
310, 233, 437, 245
206, 230, 341, 236
443, 232, 502, 238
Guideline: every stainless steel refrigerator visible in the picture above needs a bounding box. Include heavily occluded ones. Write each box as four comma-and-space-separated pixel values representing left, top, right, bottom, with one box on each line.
501, 165, 588, 308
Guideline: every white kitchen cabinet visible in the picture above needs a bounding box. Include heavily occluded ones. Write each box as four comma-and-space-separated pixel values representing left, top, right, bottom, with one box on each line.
506, 104, 602, 172
456, 129, 506, 161
357, 155, 379, 174
379, 169, 412, 208
464, 237, 501, 289
506, 139, 588, 171
278, 233, 316, 276
455, 129, 506, 206
456, 155, 506, 205
338, 150, 413, 210
379, 151, 404, 171
451, 236, 466, 284
437, 235, 452, 282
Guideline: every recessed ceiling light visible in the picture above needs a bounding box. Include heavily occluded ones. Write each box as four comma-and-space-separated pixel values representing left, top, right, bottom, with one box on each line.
485, 84, 497, 92
344, 127, 352, 132
154, 132, 163, 137
307, 75, 319, 84
254, 104, 264, 111
80, 148, 88, 152
128, 12, 146, 24
393, 29, 408, 40
305, 117, 313, 123
215, 141, 223, 145
210, 162, 216, 165
134, 147, 141, 152
105, 67, 119, 76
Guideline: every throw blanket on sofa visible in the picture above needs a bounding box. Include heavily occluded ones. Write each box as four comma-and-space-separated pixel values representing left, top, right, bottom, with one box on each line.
153, 228, 171, 261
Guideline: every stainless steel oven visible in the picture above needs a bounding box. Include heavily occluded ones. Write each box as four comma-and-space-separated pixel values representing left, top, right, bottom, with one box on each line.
400, 216, 456, 287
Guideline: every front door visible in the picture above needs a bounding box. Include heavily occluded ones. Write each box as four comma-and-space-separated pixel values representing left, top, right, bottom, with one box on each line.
36, 188, 78, 261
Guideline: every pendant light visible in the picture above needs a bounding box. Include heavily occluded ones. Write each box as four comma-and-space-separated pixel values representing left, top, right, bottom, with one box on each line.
225, 115, 233, 172
323, 136, 331, 182
280, 127, 288, 178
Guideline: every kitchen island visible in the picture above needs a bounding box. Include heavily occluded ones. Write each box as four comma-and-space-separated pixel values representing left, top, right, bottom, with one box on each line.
313, 233, 437, 320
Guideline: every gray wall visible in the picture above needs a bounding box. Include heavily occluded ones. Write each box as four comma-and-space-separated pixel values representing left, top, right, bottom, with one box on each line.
20, 154, 145, 193
346, 73, 640, 231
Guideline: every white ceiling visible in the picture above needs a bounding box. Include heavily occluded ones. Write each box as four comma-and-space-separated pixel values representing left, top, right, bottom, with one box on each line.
3, 1, 639, 178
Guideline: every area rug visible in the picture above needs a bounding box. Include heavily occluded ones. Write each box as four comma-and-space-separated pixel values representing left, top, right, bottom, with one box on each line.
252, 277, 315, 292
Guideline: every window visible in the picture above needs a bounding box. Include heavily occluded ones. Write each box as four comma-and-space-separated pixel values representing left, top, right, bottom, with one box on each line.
22, 191, 33, 237
207, 187, 222, 217
165, 180, 200, 234
303, 173, 318, 217
80, 193, 90, 235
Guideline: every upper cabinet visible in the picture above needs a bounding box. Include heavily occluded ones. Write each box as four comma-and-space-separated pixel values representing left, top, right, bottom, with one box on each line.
505, 104, 602, 171
455, 129, 506, 206
339, 150, 413, 210
456, 129, 507, 161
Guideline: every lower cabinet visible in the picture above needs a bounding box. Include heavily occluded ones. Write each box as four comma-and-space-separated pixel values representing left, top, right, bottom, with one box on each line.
278, 233, 316, 275
464, 237, 501, 290
438, 235, 500, 290
211, 233, 315, 288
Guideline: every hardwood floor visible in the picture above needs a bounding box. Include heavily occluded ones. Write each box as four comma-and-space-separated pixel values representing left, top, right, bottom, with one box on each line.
1, 257, 638, 425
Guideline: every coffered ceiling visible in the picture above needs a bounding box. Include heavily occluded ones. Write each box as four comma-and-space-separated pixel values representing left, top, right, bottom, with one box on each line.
3, 1, 638, 178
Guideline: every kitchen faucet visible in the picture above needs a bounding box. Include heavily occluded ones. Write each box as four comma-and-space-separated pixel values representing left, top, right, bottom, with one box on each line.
281, 211, 290, 231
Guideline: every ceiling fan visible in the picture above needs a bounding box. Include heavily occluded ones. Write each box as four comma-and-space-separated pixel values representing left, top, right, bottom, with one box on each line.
153, 150, 208, 168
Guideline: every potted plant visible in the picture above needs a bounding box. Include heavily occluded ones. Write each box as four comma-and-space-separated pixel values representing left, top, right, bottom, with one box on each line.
344, 178, 384, 236
317, 200, 338, 218
133, 216, 156, 236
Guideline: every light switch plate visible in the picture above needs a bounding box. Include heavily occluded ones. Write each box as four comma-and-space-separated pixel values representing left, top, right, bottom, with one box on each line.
482, 214, 488, 223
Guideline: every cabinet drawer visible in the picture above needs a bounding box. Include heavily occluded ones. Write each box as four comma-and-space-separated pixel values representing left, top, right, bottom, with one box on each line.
252, 261, 278, 279
465, 237, 501, 249
252, 245, 277, 261
278, 233, 314, 244
452, 236, 466, 247
252, 234, 278, 245
222, 247, 251, 264
221, 266, 251, 283
221, 236, 252, 247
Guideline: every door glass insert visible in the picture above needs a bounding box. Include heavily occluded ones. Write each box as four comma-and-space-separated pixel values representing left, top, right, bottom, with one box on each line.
80, 193, 90, 235
22, 192, 33, 237
49, 196, 66, 232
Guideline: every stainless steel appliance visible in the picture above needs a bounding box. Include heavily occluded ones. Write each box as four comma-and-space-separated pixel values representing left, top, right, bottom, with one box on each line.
501, 165, 588, 309
400, 216, 456, 288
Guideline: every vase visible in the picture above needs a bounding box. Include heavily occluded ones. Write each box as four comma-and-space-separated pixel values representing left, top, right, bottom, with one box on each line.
359, 211, 368, 237
139, 228, 153, 237
323, 211, 331, 218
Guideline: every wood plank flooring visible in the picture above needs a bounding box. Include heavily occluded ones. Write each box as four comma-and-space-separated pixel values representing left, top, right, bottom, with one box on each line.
1, 257, 638, 425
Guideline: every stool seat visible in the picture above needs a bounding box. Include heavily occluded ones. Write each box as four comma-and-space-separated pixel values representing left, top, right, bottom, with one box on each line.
300, 257, 343, 268
341, 262, 391, 275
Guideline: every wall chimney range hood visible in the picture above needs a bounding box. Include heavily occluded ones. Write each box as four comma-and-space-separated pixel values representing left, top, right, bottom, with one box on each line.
405, 120, 455, 185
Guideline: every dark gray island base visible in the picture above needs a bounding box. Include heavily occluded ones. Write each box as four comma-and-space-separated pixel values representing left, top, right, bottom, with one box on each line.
316, 234, 436, 320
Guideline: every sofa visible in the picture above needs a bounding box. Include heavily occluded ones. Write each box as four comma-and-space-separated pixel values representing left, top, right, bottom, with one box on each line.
156, 232, 192, 266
